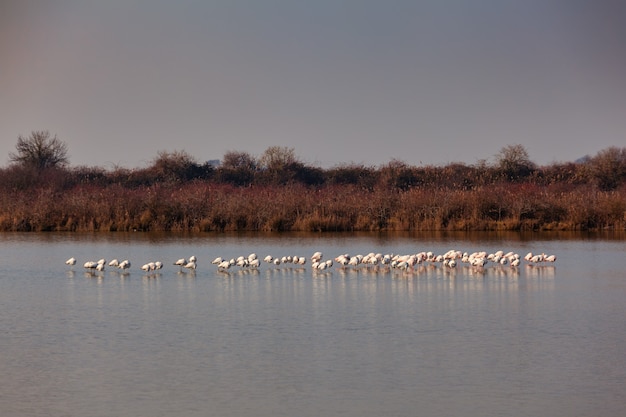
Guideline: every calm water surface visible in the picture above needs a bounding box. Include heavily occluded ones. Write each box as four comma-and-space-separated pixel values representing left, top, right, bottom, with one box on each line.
0, 232, 625, 417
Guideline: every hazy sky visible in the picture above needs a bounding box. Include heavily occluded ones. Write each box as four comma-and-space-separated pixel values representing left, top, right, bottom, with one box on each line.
2, 1, 625, 169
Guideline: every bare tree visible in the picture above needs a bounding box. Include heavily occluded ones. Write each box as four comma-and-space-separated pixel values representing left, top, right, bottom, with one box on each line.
221, 151, 258, 171
218, 150, 258, 186
589, 146, 626, 190
494, 144, 535, 181
258, 146, 297, 171
150, 150, 212, 182
256, 146, 302, 185
9, 131, 69, 169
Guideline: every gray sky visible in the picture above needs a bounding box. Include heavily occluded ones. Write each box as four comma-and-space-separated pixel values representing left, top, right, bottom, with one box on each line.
2, 0, 625, 169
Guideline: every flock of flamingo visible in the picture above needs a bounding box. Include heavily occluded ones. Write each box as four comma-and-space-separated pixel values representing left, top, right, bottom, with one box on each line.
65, 249, 556, 275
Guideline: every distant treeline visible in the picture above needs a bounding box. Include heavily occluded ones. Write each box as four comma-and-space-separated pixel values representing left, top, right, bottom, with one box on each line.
1, 144, 625, 232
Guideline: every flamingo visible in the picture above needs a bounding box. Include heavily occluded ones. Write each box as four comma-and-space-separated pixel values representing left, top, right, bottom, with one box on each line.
118, 260, 131, 270
471, 257, 487, 267
336, 255, 350, 266
144, 262, 158, 271
174, 258, 187, 266
84, 261, 97, 269
530, 254, 544, 263
108, 259, 119, 267
396, 261, 409, 270
348, 256, 360, 267
66, 257, 76, 266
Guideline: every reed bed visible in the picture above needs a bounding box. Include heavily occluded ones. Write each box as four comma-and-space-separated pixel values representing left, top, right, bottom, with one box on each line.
1, 146, 625, 232
0, 178, 624, 232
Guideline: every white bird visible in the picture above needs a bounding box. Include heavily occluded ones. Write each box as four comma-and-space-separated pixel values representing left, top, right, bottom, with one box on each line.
336, 255, 350, 266
189, 255, 197, 263
96, 262, 105, 271
184, 260, 197, 270
396, 261, 409, 270
66, 257, 76, 266
530, 254, 544, 263
118, 260, 131, 270
544, 254, 557, 262
211, 257, 223, 265
154, 261, 163, 270
471, 257, 488, 267
217, 260, 231, 270
174, 258, 187, 266
108, 259, 119, 267
84, 261, 97, 269
311, 251, 323, 262
263, 255, 273, 263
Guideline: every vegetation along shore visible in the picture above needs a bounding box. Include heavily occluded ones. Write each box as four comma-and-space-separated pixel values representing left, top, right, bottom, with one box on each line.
1, 131, 625, 232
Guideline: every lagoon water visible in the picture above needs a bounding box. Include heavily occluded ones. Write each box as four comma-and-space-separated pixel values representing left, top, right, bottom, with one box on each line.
0, 232, 625, 417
